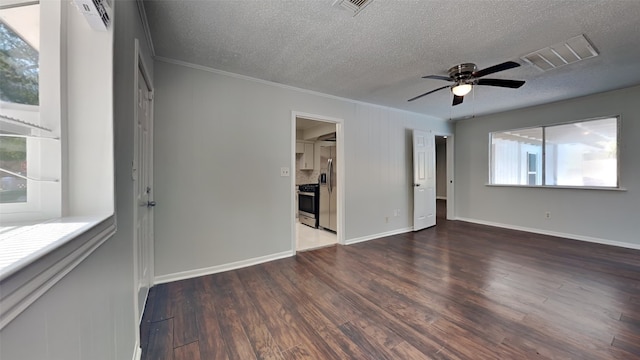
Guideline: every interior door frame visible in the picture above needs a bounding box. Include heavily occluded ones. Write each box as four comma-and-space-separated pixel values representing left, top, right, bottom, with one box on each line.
290, 111, 345, 252
132, 38, 154, 347
434, 132, 455, 220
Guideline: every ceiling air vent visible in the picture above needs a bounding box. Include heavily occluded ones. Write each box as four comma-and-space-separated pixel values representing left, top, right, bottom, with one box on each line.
332, 0, 374, 16
522, 34, 598, 71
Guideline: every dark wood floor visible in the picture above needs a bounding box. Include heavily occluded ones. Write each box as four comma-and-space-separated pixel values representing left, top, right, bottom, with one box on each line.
141, 201, 640, 359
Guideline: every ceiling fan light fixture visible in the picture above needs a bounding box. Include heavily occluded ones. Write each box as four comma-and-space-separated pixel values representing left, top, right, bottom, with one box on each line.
452, 84, 472, 96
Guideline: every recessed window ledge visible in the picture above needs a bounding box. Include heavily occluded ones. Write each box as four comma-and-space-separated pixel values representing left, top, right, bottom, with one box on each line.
485, 184, 627, 191
0, 214, 115, 330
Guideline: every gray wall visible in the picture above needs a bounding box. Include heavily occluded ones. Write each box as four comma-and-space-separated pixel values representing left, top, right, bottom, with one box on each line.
153, 60, 451, 279
0, 2, 154, 359
455, 85, 640, 248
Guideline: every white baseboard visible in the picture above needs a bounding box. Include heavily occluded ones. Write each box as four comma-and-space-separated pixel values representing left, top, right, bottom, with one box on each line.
345, 227, 414, 245
455, 217, 640, 251
436, 196, 447, 200
132, 343, 141, 360
154, 250, 294, 284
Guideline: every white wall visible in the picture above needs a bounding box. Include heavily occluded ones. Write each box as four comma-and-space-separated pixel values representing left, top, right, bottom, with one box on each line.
0, 1, 154, 359
153, 60, 450, 279
455, 85, 640, 248
65, 1, 113, 217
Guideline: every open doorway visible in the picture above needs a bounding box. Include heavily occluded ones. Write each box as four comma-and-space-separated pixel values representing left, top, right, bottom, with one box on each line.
291, 112, 343, 252
435, 134, 454, 223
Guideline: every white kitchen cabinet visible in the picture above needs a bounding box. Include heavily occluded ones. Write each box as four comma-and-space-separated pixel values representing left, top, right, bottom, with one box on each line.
295, 142, 305, 154
298, 142, 314, 170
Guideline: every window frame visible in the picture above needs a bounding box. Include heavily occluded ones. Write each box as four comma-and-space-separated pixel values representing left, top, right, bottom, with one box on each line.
0, 1, 62, 222
488, 115, 622, 190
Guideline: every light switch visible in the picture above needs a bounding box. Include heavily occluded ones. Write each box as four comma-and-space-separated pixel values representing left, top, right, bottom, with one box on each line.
280, 167, 290, 177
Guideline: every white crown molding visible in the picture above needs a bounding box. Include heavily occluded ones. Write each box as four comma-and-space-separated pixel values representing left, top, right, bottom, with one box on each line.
153, 55, 445, 121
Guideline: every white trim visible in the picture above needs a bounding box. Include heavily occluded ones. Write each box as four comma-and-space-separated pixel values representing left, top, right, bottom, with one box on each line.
345, 227, 414, 246
155, 56, 443, 120
0, 218, 115, 330
290, 114, 297, 252
291, 111, 345, 250
455, 217, 640, 251
436, 196, 447, 200
0, 0, 39, 9
153, 251, 294, 285
132, 37, 155, 350
445, 135, 455, 220
485, 184, 627, 191
135, 0, 155, 57
132, 343, 142, 360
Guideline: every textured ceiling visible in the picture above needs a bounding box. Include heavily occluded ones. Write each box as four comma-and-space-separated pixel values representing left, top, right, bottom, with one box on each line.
142, 0, 640, 120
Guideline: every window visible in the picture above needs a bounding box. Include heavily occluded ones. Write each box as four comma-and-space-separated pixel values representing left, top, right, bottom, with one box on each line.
1, 0, 115, 329
490, 117, 619, 188
0, 1, 61, 221
0, 134, 26, 203
491, 127, 543, 186
0, 5, 36, 204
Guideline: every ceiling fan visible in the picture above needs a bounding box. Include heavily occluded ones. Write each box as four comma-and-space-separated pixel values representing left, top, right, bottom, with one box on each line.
408, 61, 525, 106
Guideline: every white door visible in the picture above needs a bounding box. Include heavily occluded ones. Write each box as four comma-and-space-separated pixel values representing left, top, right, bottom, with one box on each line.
413, 129, 436, 231
133, 64, 154, 324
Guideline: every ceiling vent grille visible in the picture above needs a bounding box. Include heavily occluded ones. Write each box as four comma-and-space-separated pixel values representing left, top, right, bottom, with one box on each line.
332, 0, 374, 16
522, 35, 598, 71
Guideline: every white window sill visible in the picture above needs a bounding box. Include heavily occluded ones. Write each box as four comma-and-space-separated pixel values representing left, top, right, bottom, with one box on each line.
0, 214, 115, 330
485, 184, 627, 191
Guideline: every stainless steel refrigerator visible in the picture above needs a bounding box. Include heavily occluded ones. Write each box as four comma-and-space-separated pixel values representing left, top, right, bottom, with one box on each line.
319, 145, 337, 232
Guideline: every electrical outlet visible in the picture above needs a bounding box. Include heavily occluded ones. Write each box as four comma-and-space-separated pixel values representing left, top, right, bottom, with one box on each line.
545, 211, 551, 219
280, 167, 290, 177
396, 209, 400, 217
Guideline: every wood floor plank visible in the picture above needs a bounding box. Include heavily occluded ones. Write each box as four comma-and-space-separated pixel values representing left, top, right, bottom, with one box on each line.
281, 345, 313, 360
203, 276, 257, 360
238, 265, 346, 359
143, 318, 173, 360
171, 280, 198, 348
620, 312, 640, 331
389, 341, 434, 360
213, 272, 284, 360
296, 251, 452, 357
192, 280, 230, 360
150, 283, 173, 322
337, 321, 397, 360
174, 341, 200, 360
141, 208, 640, 360
139, 286, 157, 352
612, 332, 640, 357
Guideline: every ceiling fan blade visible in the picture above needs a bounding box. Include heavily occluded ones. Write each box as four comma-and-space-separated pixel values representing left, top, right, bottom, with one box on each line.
452, 95, 464, 106
472, 61, 520, 78
408, 85, 450, 102
477, 78, 525, 88
422, 75, 453, 82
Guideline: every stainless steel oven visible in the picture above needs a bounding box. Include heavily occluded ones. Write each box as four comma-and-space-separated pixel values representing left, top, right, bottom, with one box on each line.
298, 184, 319, 228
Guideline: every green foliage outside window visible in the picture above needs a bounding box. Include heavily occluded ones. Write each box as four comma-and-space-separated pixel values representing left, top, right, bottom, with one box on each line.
0, 21, 39, 105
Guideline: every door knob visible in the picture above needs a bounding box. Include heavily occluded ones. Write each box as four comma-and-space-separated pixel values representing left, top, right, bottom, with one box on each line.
414, 183, 421, 187
147, 200, 156, 207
